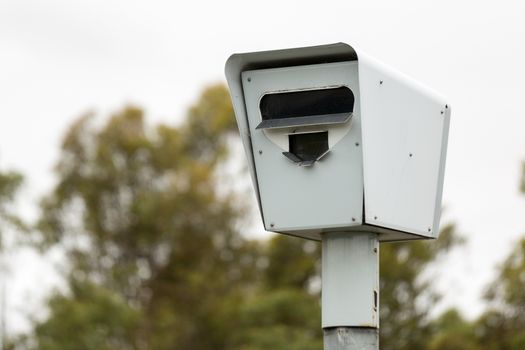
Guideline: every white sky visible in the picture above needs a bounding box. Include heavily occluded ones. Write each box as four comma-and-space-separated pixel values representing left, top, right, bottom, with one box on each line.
2, 0, 525, 335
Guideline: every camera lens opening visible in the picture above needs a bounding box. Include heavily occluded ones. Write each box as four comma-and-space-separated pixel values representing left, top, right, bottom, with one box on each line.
285, 132, 329, 166
257, 87, 354, 130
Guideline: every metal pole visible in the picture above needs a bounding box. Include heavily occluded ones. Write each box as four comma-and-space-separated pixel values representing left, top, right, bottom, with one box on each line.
322, 232, 379, 350
324, 328, 378, 349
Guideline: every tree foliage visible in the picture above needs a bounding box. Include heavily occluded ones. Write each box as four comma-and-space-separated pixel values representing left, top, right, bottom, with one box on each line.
380, 223, 460, 350
25, 84, 253, 350
421, 163, 525, 350
0, 168, 24, 249
457, 168, 525, 350
11, 83, 473, 350
31, 280, 141, 350
427, 309, 482, 350
474, 238, 525, 350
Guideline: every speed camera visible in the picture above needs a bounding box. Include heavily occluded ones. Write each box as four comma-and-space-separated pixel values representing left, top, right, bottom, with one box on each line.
225, 43, 450, 242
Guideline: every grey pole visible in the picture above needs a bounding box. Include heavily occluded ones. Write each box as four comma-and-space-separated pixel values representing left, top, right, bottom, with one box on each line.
322, 232, 379, 350
324, 328, 378, 350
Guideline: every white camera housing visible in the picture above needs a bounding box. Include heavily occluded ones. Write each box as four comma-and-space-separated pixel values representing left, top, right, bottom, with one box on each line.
225, 43, 450, 242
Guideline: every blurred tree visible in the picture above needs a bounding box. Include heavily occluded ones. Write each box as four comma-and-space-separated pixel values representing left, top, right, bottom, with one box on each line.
262, 235, 320, 291
21, 84, 261, 350
427, 309, 481, 350
485, 237, 525, 321
0, 167, 24, 350
231, 224, 461, 350
231, 235, 322, 350
471, 309, 510, 350
470, 165, 525, 350
477, 238, 525, 350
0, 168, 25, 249
379, 223, 460, 350
234, 289, 322, 350
28, 279, 141, 350
15, 83, 462, 350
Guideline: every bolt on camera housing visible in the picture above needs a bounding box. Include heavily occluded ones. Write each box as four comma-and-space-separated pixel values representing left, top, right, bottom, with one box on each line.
225, 43, 451, 242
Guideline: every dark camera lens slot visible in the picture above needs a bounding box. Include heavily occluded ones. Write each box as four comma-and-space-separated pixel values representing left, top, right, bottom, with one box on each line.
260, 87, 354, 120
289, 132, 329, 163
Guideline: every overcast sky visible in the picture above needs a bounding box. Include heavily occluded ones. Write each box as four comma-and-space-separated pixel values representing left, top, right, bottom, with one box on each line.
2, 0, 525, 334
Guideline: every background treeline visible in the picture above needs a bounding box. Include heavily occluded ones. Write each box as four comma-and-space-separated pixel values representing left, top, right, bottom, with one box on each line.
1, 85, 525, 350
